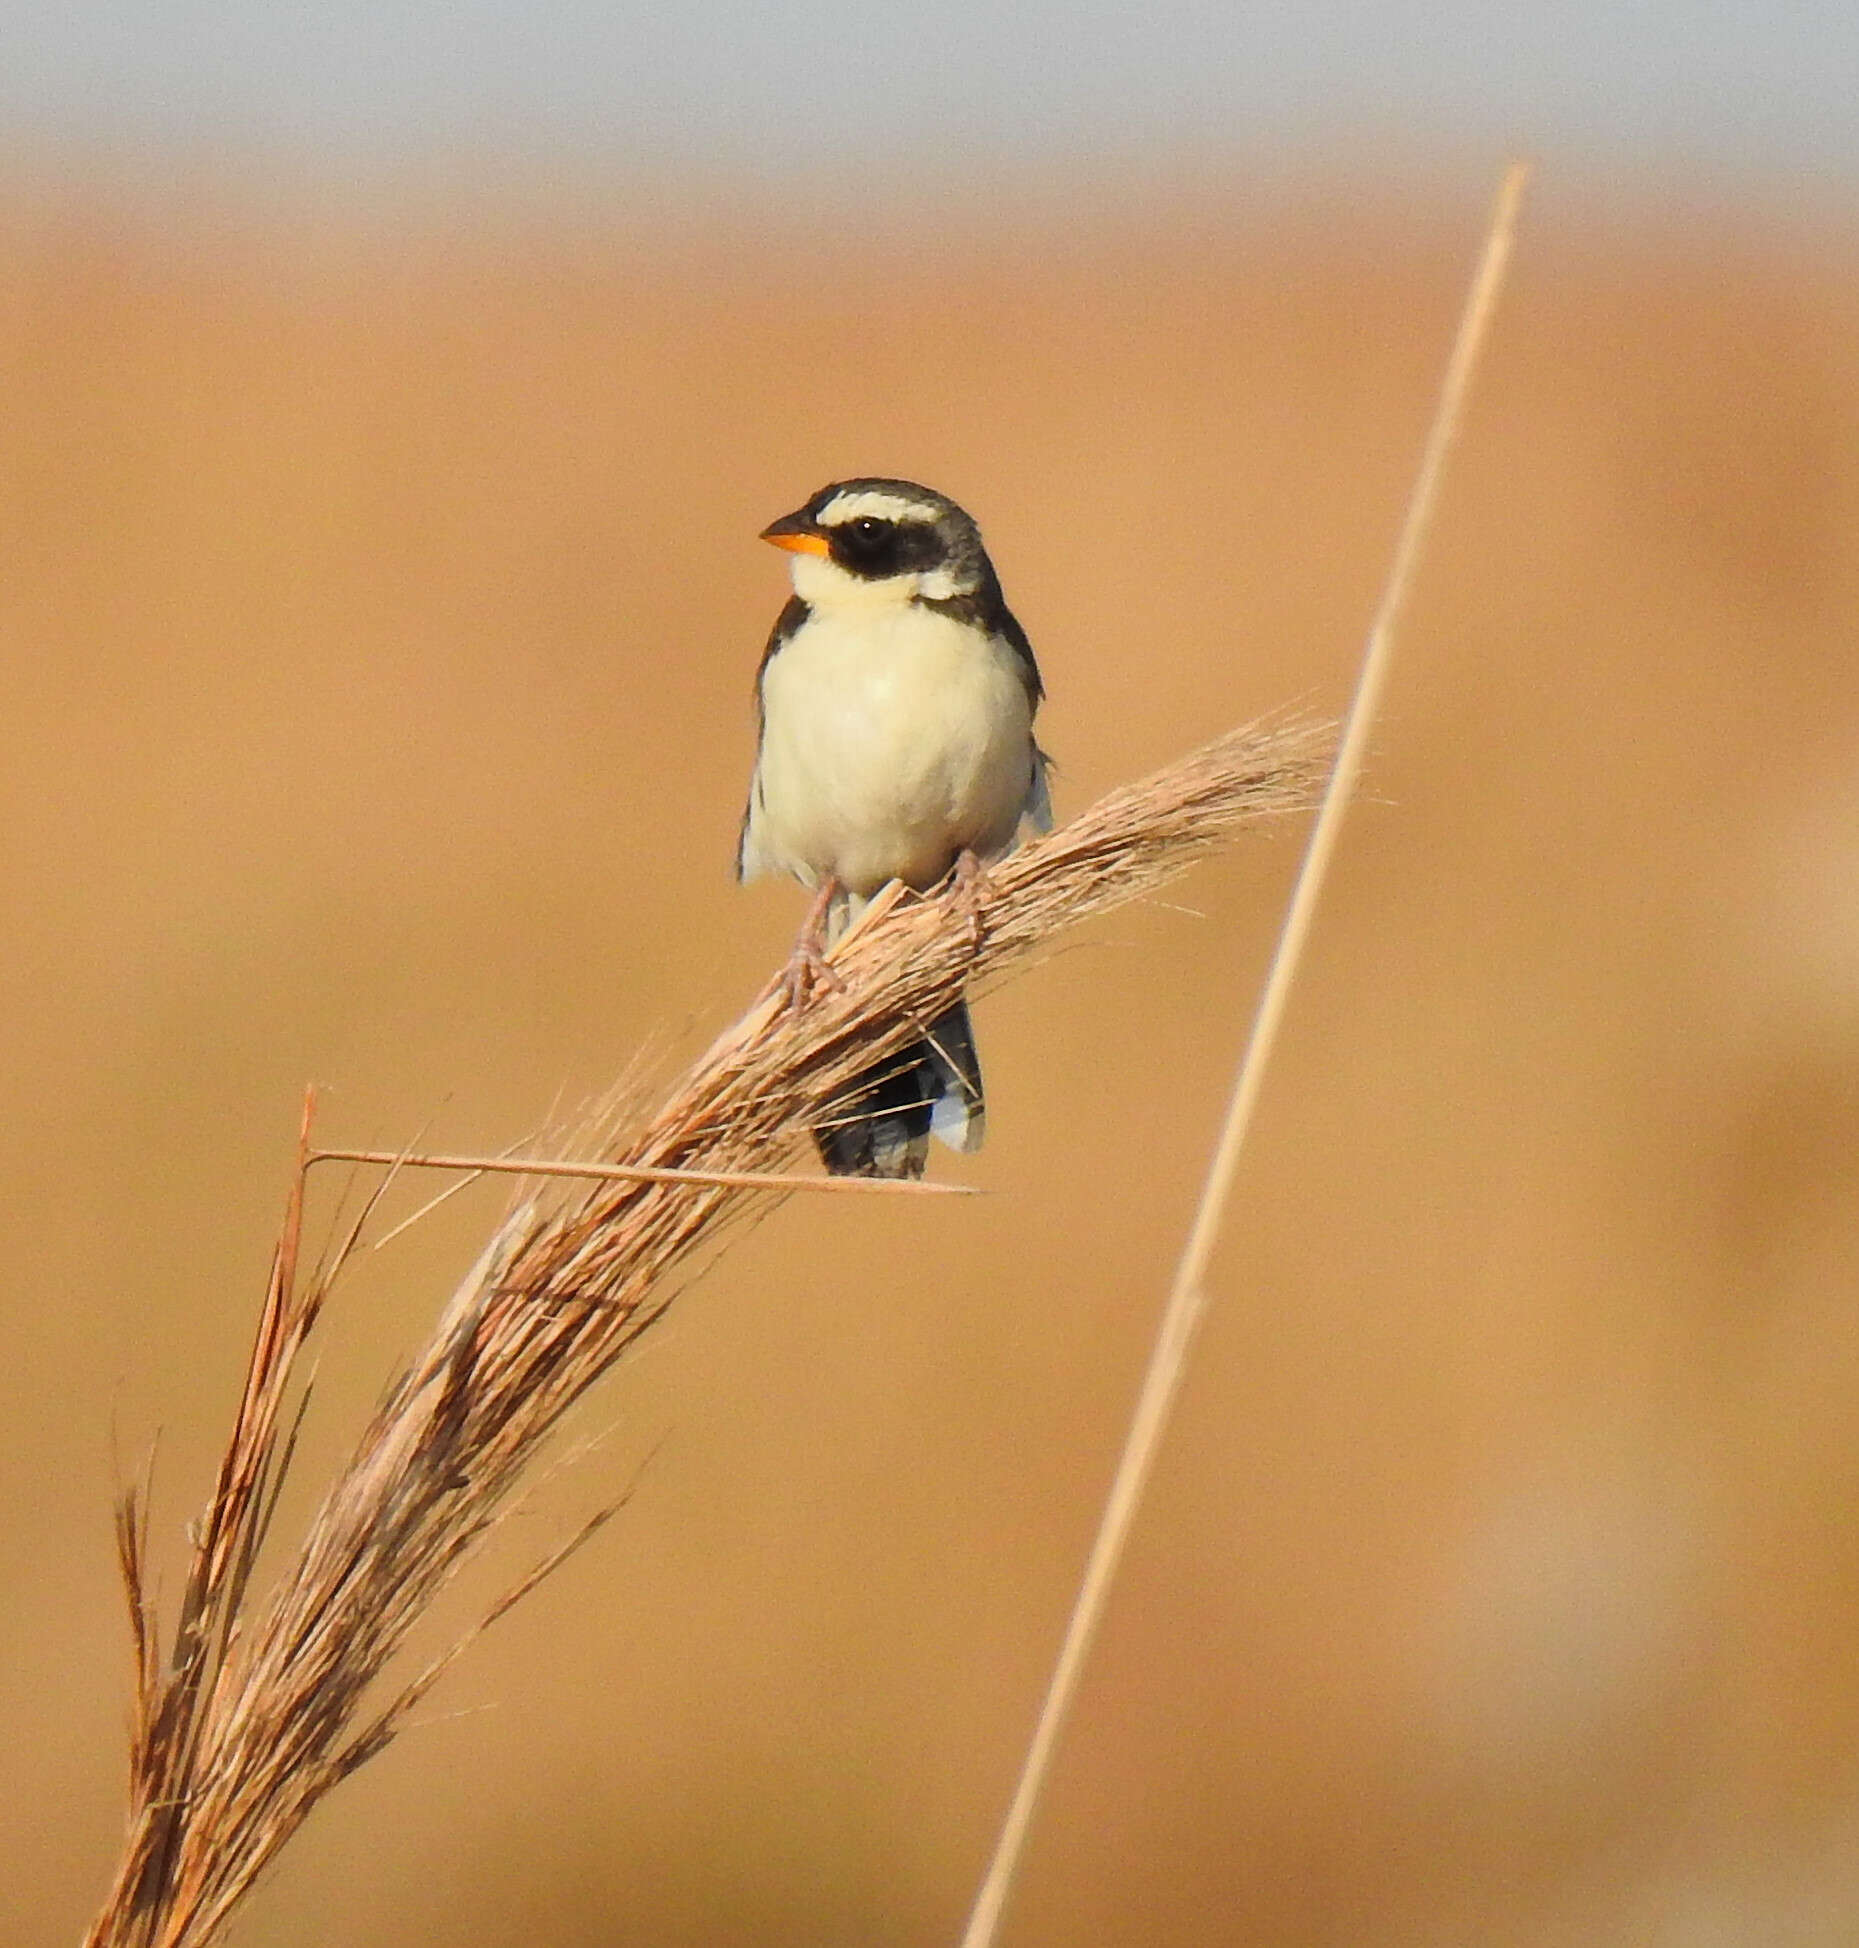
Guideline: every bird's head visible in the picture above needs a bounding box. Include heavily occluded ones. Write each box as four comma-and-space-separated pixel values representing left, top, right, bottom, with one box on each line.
761, 479, 991, 608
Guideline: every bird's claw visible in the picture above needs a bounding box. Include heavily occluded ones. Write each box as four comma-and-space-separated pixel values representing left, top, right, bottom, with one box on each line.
777, 875, 846, 1015
782, 939, 845, 1014
949, 849, 991, 955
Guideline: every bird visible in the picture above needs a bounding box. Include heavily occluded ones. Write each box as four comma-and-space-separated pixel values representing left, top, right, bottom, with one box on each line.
737, 477, 1052, 1177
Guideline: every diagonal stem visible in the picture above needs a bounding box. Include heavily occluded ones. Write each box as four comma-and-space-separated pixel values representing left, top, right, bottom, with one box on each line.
957, 160, 1531, 1948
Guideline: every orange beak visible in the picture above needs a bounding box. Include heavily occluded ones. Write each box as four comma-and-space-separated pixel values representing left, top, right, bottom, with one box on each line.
760, 511, 831, 557
763, 530, 831, 557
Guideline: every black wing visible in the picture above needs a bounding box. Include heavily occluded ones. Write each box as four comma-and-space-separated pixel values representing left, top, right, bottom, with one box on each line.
751, 594, 811, 731
994, 601, 1044, 708
736, 594, 811, 881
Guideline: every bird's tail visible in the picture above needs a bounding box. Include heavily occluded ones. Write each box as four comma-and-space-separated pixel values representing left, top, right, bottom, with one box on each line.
814, 1000, 985, 1179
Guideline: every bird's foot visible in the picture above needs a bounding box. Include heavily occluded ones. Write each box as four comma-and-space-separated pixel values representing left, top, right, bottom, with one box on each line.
780, 875, 845, 1015
948, 848, 992, 956
782, 937, 845, 1014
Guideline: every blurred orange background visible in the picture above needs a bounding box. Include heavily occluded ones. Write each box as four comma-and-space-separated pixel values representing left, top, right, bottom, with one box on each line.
5, 175, 1859, 1945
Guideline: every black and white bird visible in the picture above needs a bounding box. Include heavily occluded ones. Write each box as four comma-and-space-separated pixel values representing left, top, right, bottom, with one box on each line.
737, 478, 1052, 1177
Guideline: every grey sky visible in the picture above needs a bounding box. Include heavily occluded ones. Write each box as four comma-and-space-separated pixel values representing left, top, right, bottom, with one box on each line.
6, 1, 1858, 186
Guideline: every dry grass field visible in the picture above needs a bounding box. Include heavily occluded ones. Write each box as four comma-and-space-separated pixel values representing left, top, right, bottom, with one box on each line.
4, 175, 1859, 1946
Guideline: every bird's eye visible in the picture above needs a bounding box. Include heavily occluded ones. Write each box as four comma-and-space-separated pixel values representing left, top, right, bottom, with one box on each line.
829, 513, 904, 575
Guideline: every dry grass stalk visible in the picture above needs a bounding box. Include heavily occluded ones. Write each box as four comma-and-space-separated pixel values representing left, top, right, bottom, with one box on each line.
957, 162, 1531, 1948
306, 1146, 983, 1195
85, 713, 1328, 1948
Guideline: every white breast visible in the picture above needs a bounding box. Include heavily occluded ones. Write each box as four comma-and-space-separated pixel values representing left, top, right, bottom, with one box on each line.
745, 599, 1036, 899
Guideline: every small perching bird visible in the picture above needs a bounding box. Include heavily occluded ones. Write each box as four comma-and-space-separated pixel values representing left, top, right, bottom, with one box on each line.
738, 477, 1052, 1177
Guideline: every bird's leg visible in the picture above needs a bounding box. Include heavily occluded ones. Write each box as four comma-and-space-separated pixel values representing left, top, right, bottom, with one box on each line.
948, 847, 991, 956
783, 875, 846, 1013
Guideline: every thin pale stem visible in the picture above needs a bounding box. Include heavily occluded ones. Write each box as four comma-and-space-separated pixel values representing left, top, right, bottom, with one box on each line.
957, 160, 1531, 1948
306, 1147, 979, 1196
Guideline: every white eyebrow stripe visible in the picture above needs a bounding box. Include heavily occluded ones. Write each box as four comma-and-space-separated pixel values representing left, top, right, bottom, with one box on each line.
817, 489, 935, 526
